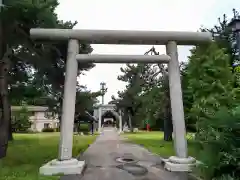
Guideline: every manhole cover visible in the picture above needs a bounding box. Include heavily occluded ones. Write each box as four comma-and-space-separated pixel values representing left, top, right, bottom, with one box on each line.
116, 157, 136, 163
117, 164, 148, 176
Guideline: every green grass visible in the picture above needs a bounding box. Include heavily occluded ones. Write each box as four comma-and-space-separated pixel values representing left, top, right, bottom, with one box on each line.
123, 131, 198, 158
0, 133, 97, 180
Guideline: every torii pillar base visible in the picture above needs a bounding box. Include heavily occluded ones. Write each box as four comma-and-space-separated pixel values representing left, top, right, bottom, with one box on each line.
163, 156, 196, 172
39, 158, 85, 176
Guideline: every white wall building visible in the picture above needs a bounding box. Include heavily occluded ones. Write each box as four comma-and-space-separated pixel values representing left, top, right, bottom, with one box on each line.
11, 106, 59, 132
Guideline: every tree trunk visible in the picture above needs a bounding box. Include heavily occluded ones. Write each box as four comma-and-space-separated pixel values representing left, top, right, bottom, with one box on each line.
128, 113, 133, 132
8, 115, 13, 141
163, 103, 173, 141
77, 122, 81, 134
91, 122, 94, 135
0, 53, 12, 157
0, 6, 11, 158
163, 118, 173, 141
0, 95, 8, 158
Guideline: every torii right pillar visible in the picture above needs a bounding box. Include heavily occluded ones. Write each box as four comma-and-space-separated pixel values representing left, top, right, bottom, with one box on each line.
165, 41, 196, 172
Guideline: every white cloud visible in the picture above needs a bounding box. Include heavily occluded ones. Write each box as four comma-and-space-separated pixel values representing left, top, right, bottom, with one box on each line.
56, 0, 238, 103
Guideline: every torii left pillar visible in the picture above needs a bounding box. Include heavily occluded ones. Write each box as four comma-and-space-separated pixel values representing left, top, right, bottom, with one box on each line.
39, 40, 85, 175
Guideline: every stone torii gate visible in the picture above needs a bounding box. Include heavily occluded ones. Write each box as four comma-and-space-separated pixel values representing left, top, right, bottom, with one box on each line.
93, 104, 123, 132
30, 28, 212, 175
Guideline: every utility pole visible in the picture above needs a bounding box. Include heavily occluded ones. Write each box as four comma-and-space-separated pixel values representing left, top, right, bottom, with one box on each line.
228, 17, 240, 61
100, 82, 107, 104
228, 10, 240, 90
228, 10, 240, 61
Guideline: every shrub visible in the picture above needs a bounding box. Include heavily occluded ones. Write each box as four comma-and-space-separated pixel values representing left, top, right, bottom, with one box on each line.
54, 128, 60, 132
79, 123, 89, 133
11, 104, 32, 132
42, 127, 54, 132
195, 107, 240, 180
26, 129, 37, 134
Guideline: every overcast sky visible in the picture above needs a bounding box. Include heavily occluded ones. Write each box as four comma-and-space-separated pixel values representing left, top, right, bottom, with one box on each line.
56, 0, 240, 103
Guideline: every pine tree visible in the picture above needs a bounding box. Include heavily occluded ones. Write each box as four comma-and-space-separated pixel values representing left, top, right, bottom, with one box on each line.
186, 42, 240, 180
187, 42, 237, 124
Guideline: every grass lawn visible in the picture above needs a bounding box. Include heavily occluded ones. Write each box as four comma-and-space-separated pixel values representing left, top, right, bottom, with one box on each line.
0, 133, 97, 180
124, 131, 198, 158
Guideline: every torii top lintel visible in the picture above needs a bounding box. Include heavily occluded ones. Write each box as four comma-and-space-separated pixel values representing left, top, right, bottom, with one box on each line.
30, 28, 212, 45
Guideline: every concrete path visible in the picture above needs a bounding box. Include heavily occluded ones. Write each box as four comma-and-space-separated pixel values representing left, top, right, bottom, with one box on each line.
61, 127, 187, 180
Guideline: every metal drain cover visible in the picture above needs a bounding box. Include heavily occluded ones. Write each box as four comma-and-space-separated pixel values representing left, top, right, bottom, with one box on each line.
117, 164, 148, 176
116, 157, 136, 163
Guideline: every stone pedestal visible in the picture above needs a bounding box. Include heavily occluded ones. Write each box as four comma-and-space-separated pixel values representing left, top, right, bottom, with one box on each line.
163, 156, 196, 172
39, 158, 85, 175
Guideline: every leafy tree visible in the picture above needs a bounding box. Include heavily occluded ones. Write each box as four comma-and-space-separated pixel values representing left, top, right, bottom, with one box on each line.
186, 42, 240, 179
181, 62, 196, 131
142, 47, 173, 140
202, 9, 240, 93
0, 0, 95, 158
114, 47, 174, 139
75, 89, 101, 115
202, 9, 239, 66
116, 63, 151, 131
187, 42, 238, 125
